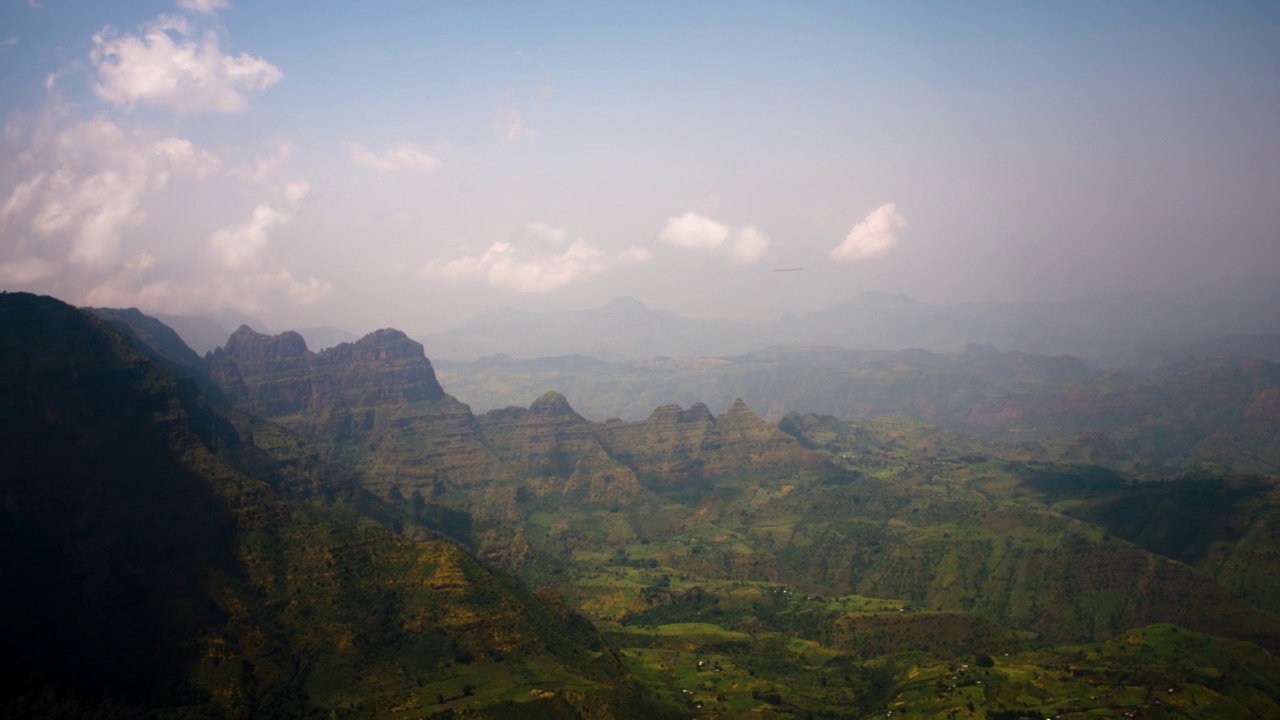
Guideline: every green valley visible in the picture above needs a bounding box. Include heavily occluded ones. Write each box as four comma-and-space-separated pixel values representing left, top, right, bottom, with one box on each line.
6, 293, 1280, 718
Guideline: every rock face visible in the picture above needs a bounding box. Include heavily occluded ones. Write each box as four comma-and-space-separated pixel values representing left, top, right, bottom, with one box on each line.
210, 326, 445, 417
477, 391, 643, 505
203, 322, 827, 525
0, 294, 640, 718
590, 398, 826, 492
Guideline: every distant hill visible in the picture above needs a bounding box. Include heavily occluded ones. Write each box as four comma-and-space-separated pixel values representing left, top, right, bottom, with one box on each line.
199, 319, 1280, 684
154, 308, 269, 355
436, 345, 1280, 475
421, 296, 757, 362
60, 301, 1280, 718
420, 282, 1280, 362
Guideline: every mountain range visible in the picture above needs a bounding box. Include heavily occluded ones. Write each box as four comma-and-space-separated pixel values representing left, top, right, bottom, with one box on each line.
7, 290, 1280, 718
418, 281, 1280, 362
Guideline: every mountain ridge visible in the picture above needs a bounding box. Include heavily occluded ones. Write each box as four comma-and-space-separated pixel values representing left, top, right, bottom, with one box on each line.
1, 293, 663, 719
417, 283, 1280, 362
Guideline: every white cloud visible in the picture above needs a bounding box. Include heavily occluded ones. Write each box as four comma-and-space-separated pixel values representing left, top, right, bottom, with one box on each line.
275, 270, 332, 305
283, 181, 310, 204
728, 226, 771, 266
203, 183, 322, 302
91, 15, 282, 114
212, 269, 332, 309
493, 107, 533, 142
85, 276, 183, 310
0, 108, 328, 319
44, 66, 74, 90
152, 137, 221, 180
209, 202, 288, 269
418, 222, 645, 293
618, 245, 653, 264
347, 141, 442, 174
655, 211, 770, 265
85, 265, 331, 316
829, 203, 906, 262
176, 0, 231, 15
0, 117, 221, 270
231, 140, 294, 183
657, 211, 730, 251
0, 257, 59, 285
1, 37, 17, 49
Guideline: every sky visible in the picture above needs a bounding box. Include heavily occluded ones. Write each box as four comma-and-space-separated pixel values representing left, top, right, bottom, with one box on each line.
1, 1, 1278, 335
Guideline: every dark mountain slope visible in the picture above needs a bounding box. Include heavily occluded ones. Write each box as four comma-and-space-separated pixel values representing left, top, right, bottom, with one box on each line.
0, 293, 663, 719
90, 305, 227, 403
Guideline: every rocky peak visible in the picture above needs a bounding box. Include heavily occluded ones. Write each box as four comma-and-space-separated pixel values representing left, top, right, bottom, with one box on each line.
645, 404, 684, 423
718, 398, 759, 424
683, 402, 716, 424
334, 328, 425, 363
210, 325, 447, 416
646, 403, 717, 425
219, 325, 309, 361
527, 390, 585, 421
713, 399, 771, 438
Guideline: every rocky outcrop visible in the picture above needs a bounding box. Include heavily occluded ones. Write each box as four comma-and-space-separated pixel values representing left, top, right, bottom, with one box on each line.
0, 294, 644, 717
594, 398, 825, 491
206, 324, 826, 517
210, 326, 446, 417
477, 391, 642, 505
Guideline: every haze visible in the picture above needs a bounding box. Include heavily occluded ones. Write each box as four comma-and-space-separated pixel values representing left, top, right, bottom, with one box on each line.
1, 1, 1278, 336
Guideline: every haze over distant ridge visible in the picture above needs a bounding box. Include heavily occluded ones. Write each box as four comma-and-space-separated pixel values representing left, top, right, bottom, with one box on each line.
420, 280, 1280, 362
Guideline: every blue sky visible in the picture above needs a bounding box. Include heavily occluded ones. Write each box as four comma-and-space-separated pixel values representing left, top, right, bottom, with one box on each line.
1, 0, 1278, 334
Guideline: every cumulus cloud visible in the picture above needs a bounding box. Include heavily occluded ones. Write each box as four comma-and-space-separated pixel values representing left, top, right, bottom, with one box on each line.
209, 269, 332, 311
418, 222, 647, 293
91, 14, 282, 114
207, 176, 310, 269
0, 117, 221, 270
209, 202, 288, 269
656, 211, 771, 266
347, 141, 442, 173
0, 108, 329, 317
231, 140, 295, 183
829, 203, 906, 262
728, 226, 771, 266
657, 211, 730, 251
283, 181, 310, 204
176, 0, 231, 15
84, 275, 183, 310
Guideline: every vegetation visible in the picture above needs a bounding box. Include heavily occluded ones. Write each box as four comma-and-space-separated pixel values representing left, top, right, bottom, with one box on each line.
7, 293, 1280, 718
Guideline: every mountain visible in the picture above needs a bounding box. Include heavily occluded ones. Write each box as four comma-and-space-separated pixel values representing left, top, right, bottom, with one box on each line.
0, 293, 662, 719
436, 345, 1280, 476
420, 296, 758, 362
153, 309, 269, 355
202, 321, 1280, 645
204, 320, 1280, 715
53, 302, 1280, 718
420, 282, 1280, 362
